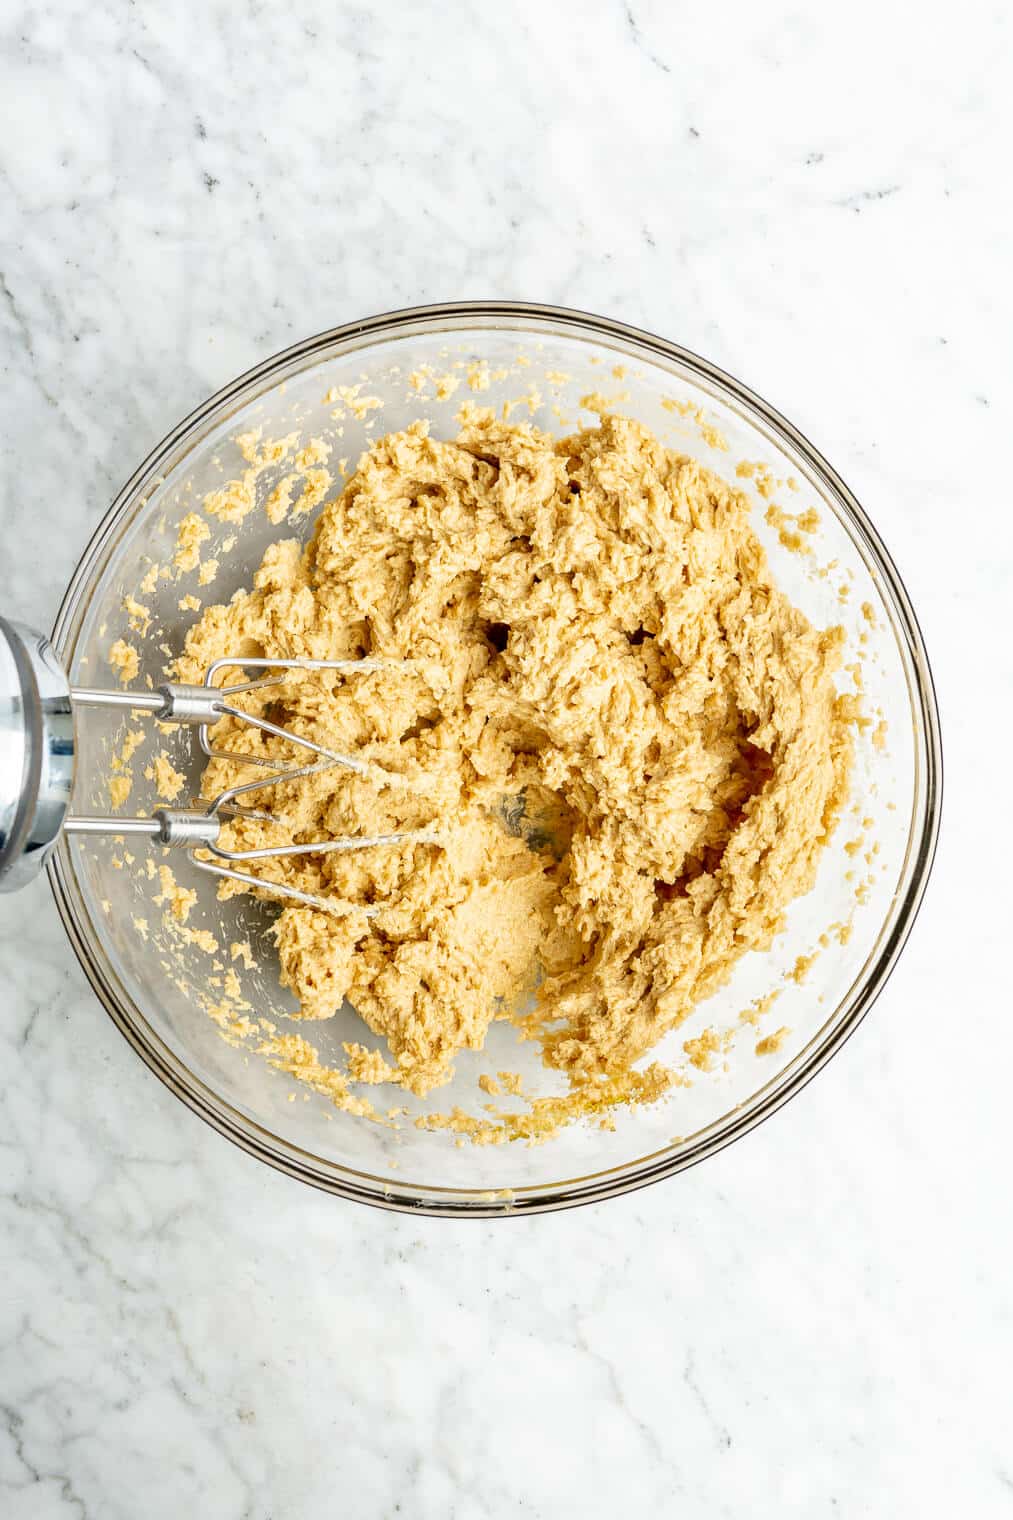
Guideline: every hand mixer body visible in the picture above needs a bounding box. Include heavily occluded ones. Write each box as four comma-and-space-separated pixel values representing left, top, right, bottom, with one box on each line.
0, 617, 75, 891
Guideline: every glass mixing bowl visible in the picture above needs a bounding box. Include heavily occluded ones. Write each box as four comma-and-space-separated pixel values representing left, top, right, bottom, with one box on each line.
48, 302, 941, 1216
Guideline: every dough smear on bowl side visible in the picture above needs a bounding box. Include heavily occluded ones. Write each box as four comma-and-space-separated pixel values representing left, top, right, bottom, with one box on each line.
175, 409, 855, 1137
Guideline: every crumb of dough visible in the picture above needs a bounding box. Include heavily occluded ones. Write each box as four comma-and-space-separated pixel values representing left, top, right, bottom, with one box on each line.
764, 501, 820, 555
581, 389, 630, 415
498, 1071, 524, 1097
290, 468, 332, 519
739, 988, 782, 1027
765, 507, 803, 553
123, 594, 152, 635
132, 916, 149, 941
504, 387, 539, 416
872, 718, 888, 751
179, 594, 201, 612
112, 728, 146, 771
148, 752, 185, 801
344, 1043, 398, 1084
756, 1026, 790, 1056
198, 559, 219, 587
735, 458, 777, 498
295, 439, 330, 470
108, 774, 132, 808
222, 968, 247, 1003
790, 952, 818, 984
418, 1062, 680, 1145
265, 475, 298, 524
684, 1028, 722, 1072
154, 864, 198, 923
326, 385, 382, 420
467, 363, 492, 392
257, 441, 334, 525
108, 639, 139, 685
478, 1074, 501, 1095
140, 564, 160, 596
208, 425, 299, 525
699, 422, 729, 451
205, 998, 258, 1040
174, 513, 211, 573
203, 429, 299, 524
230, 939, 256, 969
256, 1031, 384, 1121
176, 412, 855, 1132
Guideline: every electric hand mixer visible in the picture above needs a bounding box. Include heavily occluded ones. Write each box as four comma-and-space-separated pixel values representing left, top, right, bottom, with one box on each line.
0, 616, 432, 910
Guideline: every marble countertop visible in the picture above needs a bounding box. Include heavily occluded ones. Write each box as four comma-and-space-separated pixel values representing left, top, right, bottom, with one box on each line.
2, 2, 1010, 1515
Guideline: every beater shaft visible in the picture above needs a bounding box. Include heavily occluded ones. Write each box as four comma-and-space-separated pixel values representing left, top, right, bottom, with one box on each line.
0, 615, 435, 914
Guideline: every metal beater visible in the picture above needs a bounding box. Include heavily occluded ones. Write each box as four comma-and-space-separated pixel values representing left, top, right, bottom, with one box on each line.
0, 616, 432, 912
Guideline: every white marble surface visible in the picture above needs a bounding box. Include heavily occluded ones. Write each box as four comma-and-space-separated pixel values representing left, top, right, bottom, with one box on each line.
1, 1, 1011, 1514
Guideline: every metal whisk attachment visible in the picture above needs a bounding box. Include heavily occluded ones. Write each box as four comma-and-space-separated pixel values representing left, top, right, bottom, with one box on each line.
0, 617, 433, 912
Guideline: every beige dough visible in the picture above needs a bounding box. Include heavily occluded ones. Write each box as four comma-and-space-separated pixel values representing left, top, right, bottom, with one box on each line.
177, 411, 852, 1106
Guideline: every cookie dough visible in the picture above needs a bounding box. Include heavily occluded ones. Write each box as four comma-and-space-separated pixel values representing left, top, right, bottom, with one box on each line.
177, 411, 852, 1103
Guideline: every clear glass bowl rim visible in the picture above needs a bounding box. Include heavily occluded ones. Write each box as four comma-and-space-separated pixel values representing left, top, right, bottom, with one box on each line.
46, 300, 943, 1218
